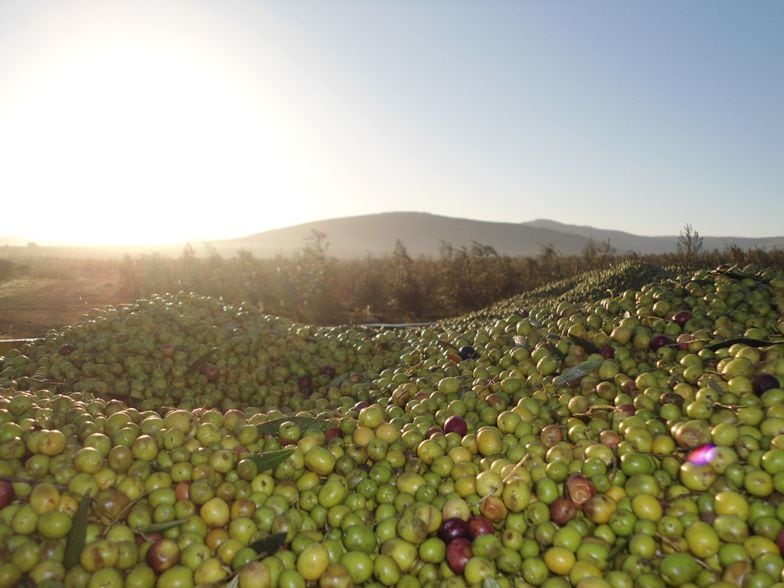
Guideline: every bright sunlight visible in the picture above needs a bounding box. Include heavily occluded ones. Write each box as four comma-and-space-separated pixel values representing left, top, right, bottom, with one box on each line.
0, 8, 310, 245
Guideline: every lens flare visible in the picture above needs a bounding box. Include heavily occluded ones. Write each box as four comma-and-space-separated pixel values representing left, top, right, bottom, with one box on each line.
687, 444, 717, 466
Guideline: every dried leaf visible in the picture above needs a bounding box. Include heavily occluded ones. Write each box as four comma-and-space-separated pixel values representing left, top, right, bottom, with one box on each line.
185, 347, 219, 376
64, 492, 91, 571
553, 358, 603, 386
249, 532, 287, 556
705, 337, 781, 351
248, 449, 295, 472
716, 267, 769, 284
568, 334, 599, 354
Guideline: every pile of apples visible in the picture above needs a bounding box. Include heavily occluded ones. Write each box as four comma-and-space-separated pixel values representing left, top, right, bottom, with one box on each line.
0, 262, 783, 587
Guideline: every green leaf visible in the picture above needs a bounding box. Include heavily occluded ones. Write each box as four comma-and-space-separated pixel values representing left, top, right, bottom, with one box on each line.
143, 519, 188, 534
64, 492, 91, 571
483, 579, 503, 588
717, 267, 770, 284
553, 358, 603, 386
256, 416, 332, 436
708, 379, 725, 396
185, 347, 219, 376
550, 345, 566, 362
568, 334, 599, 354
248, 449, 295, 472
326, 372, 352, 388
704, 337, 781, 351
248, 532, 287, 556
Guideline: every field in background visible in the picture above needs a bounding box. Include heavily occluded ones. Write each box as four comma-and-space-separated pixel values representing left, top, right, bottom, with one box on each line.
0, 258, 120, 338
1, 237, 783, 338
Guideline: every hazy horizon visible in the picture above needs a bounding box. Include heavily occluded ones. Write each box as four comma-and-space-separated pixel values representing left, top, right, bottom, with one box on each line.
1, 1, 782, 245
3, 210, 784, 252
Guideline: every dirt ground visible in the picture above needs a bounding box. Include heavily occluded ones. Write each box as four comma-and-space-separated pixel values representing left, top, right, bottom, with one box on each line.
0, 271, 122, 339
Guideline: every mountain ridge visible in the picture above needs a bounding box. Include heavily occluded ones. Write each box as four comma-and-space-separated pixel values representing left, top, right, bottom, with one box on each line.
4, 212, 782, 258
209, 211, 784, 258
522, 218, 784, 255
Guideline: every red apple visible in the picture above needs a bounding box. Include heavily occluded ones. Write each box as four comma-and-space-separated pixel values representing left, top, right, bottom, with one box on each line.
467, 515, 494, 539
598, 346, 615, 359
298, 374, 313, 389
599, 430, 622, 449
0, 479, 15, 508
146, 537, 180, 573
550, 497, 577, 525
200, 363, 220, 383
443, 415, 468, 437
672, 310, 692, 326
438, 518, 470, 543
564, 473, 596, 508
649, 335, 672, 351
325, 427, 343, 441
174, 482, 190, 502
446, 538, 473, 574
753, 373, 780, 396
540, 424, 563, 447
58, 343, 76, 356
776, 529, 784, 554
676, 333, 693, 350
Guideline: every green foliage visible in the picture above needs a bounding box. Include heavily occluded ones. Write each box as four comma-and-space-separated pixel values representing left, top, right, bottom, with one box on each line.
247, 449, 296, 472
114, 240, 784, 324
64, 492, 91, 571
7, 234, 784, 325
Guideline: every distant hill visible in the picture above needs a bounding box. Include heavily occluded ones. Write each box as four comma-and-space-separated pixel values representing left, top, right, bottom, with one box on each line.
521, 219, 674, 254
523, 219, 784, 255
3, 212, 782, 259
210, 212, 591, 258
210, 211, 784, 258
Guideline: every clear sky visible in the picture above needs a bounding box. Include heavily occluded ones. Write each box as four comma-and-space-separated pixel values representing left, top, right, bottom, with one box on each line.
0, 0, 782, 245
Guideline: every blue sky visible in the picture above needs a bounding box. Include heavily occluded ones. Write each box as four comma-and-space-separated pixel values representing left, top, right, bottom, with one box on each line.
0, 0, 782, 245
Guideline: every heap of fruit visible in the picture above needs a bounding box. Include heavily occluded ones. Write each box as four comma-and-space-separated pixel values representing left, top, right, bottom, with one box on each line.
0, 292, 409, 412
479, 259, 683, 315
0, 262, 783, 588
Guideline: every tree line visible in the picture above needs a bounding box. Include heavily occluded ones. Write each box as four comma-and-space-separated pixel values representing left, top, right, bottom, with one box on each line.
112, 228, 784, 324
3, 225, 782, 325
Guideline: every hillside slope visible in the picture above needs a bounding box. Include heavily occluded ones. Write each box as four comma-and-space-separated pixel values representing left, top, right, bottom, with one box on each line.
212, 211, 591, 258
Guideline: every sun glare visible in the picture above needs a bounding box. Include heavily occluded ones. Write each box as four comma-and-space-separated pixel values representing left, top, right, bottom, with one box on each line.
1, 17, 308, 246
